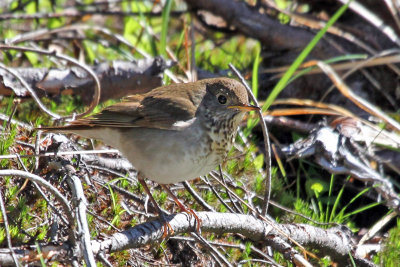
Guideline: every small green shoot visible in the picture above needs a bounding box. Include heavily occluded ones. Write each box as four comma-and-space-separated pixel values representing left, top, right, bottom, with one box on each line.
35, 242, 46, 267
160, 0, 173, 57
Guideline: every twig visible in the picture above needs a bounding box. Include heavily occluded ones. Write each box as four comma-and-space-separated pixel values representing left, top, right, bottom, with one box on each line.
0, 44, 101, 120
5, 99, 20, 131
0, 10, 184, 21
0, 113, 32, 130
201, 176, 236, 213
34, 131, 41, 171
0, 149, 120, 160
319, 49, 400, 107
0, 62, 61, 119
358, 211, 397, 245
228, 64, 272, 216
68, 175, 96, 266
182, 181, 215, 212
96, 252, 113, 267
191, 232, 232, 267
0, 189, 20, 267
14, 154, 69, 225
0, 170, 76, 244
217, 166, 244, 214
8, 24, 150, 59
210, 170, 320, 263
316, 60, 400, 132
268, 199, 339, 227
170, 236, 281, 266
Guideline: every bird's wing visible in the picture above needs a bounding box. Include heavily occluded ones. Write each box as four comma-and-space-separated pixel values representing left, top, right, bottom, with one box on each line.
50, 83, 203, 131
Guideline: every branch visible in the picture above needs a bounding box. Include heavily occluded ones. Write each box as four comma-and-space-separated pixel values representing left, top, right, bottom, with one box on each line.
185, 0, 336, 58
0, 212, 375, 266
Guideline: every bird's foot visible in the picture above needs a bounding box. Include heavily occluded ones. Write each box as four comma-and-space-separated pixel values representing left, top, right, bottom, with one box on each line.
161, 185, 202, 233
138, 176, 175, 238
181, 206, 202, 234
158, 211, 174, 239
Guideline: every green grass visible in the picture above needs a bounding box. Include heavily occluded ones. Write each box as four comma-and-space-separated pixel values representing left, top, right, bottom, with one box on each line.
263, 0, 352, 111
252, 42, 261, 99
0, 125, 17, 168
375, 219, 400, 266
160, 0, 173, 57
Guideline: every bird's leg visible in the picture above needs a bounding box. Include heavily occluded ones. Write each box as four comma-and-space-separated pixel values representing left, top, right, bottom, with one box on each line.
160, 184, 202, 233
138, 175, 174, 238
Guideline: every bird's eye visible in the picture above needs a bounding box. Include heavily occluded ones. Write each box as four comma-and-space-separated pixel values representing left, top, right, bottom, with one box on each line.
217, 94, 227, 105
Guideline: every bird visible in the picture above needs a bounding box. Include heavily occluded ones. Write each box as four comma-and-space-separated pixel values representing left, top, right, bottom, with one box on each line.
39, 77, 258, 233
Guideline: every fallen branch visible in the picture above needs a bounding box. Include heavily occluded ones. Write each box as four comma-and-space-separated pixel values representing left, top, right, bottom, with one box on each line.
0, 212, 376, 266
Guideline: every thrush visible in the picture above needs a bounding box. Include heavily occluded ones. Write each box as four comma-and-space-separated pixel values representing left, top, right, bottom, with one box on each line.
40, 77, 258, 233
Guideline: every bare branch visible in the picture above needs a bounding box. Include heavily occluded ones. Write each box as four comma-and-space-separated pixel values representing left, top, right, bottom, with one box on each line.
0, 212, 376, 266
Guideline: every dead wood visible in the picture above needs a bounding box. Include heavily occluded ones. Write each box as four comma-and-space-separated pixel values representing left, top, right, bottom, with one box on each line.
0, 57, 170, 104
185, 0, 400, 112
0, 212, 377, 267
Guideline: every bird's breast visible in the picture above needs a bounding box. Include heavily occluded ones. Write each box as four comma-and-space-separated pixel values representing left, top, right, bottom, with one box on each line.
114, 124, 233, 184
77, 116, 240, 184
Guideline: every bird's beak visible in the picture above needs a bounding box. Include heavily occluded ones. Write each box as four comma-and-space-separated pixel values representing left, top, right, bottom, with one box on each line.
228, 104, 260, 112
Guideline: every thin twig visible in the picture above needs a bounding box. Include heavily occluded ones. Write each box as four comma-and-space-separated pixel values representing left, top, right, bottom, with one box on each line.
191, 232, 233, 267
0, 62, 61, 119
228, 64, 272, 216
0, 113, 33, 130
34, 131, 41, 171
96, 252, 113, 267
210, 171, 319, 262
8, 24, 150, 58
201, 176, 236, 213
182, 181, 215, 212
0, 149, 120, 160
0, 10, 184, 21
170, 235, 282, 266
0, 170, 76, 245
218, 166, 244, 214
14, 154, 69, 225
0, 189, 20, 267
5, 99, 20, 130
0, 44, 101, 120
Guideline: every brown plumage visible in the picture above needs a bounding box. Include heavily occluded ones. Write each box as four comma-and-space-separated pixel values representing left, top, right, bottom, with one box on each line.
39, 77, 258, 184
40, 78, 251, 131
